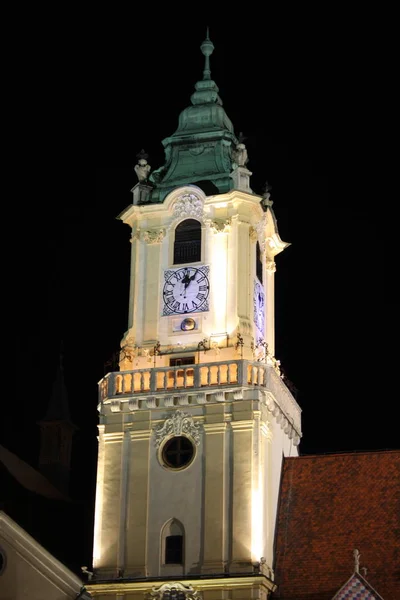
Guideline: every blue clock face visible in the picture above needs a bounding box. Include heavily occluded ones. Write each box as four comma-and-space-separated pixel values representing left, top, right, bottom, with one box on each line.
254, 280, 265, 333
163, 266, 210, 316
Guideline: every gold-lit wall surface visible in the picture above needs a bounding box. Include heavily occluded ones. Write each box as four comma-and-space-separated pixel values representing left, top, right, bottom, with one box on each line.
92, 399, 299, 578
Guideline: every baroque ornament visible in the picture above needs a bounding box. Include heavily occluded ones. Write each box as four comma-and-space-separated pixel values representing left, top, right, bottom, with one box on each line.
254, 215, 267, 244
173, 193, 204, 222
131, 229, 140, 242
143, 229, 165, 244
154, 410, 201, 448
207, 218, 231, 233
249, 226, 258, 242
266, 258, 276, 273
148, 582, 202, 600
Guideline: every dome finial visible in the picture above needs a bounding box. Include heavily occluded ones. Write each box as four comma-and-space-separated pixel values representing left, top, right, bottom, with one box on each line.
200, 27, 214, 81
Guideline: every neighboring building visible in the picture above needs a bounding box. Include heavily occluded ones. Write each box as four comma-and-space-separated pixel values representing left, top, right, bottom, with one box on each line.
0, 441, 86, 577
273, 451, 400, 599
0, 356, 90, 597
0, 511, 90, 600
37, 349, 77, 497
84, 31, 399, 600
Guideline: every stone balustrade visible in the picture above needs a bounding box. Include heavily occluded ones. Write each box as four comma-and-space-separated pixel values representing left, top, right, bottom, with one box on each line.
98, 360, 301, 438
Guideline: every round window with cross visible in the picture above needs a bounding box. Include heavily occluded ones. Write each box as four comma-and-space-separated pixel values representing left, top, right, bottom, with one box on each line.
161, 436, 195, 470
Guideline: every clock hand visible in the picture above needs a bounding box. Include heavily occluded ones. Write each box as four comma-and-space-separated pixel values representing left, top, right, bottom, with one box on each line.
183, 273, 197, 297
185, 274, 196, 289
181, 270, 195, 297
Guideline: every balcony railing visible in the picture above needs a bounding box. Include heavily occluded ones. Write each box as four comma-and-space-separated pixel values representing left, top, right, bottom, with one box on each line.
98, 359, 301, 435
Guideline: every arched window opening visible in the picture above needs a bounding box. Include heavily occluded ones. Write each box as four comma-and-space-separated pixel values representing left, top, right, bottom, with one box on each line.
162, 519, 184, 565
165, 535, 183, 564
174, 219, 201, 265
256, 241, 263, 284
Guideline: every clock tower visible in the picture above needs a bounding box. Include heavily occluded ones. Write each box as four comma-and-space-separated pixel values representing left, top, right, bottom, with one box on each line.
88, 31, 301, 600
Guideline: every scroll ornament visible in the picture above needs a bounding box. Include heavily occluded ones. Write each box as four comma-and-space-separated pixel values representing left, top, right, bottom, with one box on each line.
154, 410, 201, 447
148, 582, 201, 600
173, 193, 204, 221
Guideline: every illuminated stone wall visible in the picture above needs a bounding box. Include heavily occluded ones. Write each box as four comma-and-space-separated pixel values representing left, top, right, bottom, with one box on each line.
118, 185, 288, 369
91, 185, 300, 594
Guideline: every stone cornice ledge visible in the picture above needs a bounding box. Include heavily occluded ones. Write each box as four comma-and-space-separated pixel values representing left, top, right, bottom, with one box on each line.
86, 575, 277, 595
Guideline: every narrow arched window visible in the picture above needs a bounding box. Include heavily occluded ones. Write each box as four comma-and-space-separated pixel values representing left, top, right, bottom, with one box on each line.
165, 535, 183, 564
256, 241, 263, 284
162, 519, 184, 565
174, 219, 201, 264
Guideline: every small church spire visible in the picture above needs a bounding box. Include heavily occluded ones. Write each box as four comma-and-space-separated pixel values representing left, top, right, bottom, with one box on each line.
38, 343, 77, 496
200, 27, 214, 81
42, 344, 71, 422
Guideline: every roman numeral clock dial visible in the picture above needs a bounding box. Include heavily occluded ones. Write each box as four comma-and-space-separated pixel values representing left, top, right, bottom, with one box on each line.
162, 266, 210, 316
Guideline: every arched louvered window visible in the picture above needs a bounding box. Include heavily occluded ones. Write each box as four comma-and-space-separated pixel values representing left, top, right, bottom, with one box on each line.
174, 219, 201, 264
256, 241, 263, 284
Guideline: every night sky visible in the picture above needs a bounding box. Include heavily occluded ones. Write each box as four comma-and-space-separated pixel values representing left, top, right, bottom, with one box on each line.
4, 16, 396, 570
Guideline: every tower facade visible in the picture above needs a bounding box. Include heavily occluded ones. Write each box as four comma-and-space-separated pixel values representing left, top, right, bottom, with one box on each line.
88, 33, 301, 600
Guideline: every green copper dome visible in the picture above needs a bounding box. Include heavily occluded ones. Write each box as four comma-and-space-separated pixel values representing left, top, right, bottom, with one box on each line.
148, 31, 238, 203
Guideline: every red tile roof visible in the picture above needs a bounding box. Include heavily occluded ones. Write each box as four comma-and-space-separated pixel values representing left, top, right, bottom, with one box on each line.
272, 451, 400, 600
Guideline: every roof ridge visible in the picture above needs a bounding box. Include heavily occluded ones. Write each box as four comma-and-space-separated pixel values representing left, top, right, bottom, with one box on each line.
287, 449, 400, 459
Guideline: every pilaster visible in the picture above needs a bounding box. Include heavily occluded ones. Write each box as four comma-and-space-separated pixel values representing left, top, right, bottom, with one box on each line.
143, 240, 161, 343
94, 430, 124, 577
235, 217, 252, 352
202, 408, 228, 574
229, 412, 254, 572
125, 422, 152, 577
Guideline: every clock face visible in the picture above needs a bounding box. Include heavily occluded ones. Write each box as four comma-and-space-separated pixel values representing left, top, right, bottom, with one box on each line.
254, 280, 265, 333
163, 266, 210, 316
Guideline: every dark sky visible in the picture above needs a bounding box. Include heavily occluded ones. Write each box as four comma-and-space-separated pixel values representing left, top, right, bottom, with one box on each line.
4, 15, 396, 569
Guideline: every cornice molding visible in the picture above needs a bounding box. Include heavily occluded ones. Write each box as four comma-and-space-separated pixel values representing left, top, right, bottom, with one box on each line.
203, 422, 227, 434
230, 420, 254, 431
103, 432, 125, 443
127, 429, 152, 441
86, 575, 276, 595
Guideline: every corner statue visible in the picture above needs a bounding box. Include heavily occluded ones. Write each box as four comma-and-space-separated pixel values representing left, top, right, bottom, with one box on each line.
134, 149, 151, 182
232, 142, 249, 168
